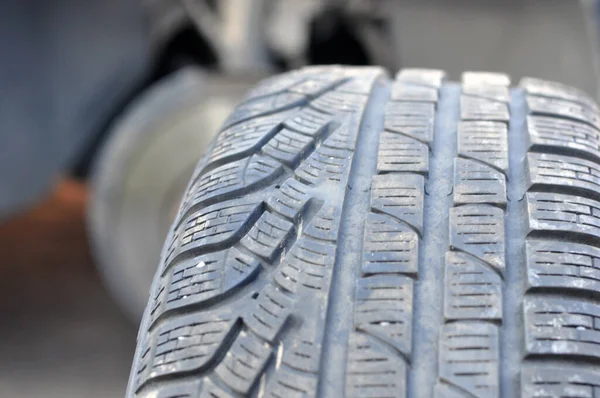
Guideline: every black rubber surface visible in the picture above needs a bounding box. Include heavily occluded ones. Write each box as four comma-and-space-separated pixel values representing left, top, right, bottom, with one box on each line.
126, 66, 600, 398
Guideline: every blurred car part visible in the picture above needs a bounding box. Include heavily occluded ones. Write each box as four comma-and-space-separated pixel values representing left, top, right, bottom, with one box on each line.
3, 0, 600, 323
88, 68, 256, 321
0, 0, 151, 219
2, 0, 599, 221
182, 0, 272, 73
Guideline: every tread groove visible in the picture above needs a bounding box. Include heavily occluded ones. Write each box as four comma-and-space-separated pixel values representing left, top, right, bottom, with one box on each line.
527, 230, 600, 250
410, 80, 459, 398
527, 183, 600, 204
318, 73, 390, 397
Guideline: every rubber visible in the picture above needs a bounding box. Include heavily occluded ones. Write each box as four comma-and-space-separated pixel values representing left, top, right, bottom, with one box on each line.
126, 66, 600, 398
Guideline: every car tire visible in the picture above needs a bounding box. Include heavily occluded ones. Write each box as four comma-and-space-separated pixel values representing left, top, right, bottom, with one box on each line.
126, 66, 600, 398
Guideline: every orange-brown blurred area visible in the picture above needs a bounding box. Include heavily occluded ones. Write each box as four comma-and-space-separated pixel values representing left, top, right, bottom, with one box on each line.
0, 181, 135, 398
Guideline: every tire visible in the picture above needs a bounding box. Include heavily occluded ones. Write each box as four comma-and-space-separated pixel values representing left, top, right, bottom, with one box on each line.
126, 66, 600, 398
89, 68, 256, 322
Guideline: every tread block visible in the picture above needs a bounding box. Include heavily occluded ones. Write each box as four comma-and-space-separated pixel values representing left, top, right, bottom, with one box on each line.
371, 173, 425, 234
520, 76, 599, 111
527, 152, 600, 201
438, 322, 499, 398
449, 205, 506, 275
521, 365, 600, 398
337, 66, 386, 78
377, 131, 429, 175
434, 383, 468, 398
165, 200, 263, 266
150, 248, 260, 324
262, 127, 315, 167
526, 240, 600, 295
526, 95, 600, 131
243, 284, 292, 342
462, 71, 511, 87
240, 212, 295, 261
391, 82, 438, 102
214, 330, 271, 394
458, 121, 508, 173
266, 178, 312, 220
283, 107, 333, 137
263, 368, 318, 398
222, 91, 306, 130
345, 333, 407, 398
198, 378, 235, 398
362, 213, 419, 276
135, 312, 238, 390
281, 335, 321, 373
243, 71, 307, 100
151, 380, 202, 398
289, 76, 349, 97
274, 236, 336, 293
354, 275, 414, 357
526, 115, 600, 164
524, 297, 600, 360
302, 205, 341, 242
526, 192, 600, 241
206, 113, 287, 167
310, 90, 369, 115
460, 96, 510, 122
462, 84, 510, 103
184, 154, 283, 211
461, 71, 511, 103
444, 251, 502, 321
321, 123, 355, 151
295, 129, 353, 184
396, 68, 446, 87
335, 75, 382, 95
384, 101, 436, 144
453, 158, 506, 207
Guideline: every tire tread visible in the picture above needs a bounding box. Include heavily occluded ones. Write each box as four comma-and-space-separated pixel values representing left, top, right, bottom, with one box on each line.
127, 67, 600, 398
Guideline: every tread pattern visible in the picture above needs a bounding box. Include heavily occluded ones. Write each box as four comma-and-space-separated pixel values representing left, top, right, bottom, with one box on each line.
526, 192, 600, 241
524, 297, 600, 359
453, 158, 507, 207
437, 322, 500, 397
129, 66, 387, 398
522, 365, 600, 398
527, 152, 600, 201
436, 72, 510, 398
525, 240, 600, 296
458, 121, 508, 173
520, 75, 600, 397
345, 69, 444, 398
127, 67, 600, 398
346, 332, 407, 398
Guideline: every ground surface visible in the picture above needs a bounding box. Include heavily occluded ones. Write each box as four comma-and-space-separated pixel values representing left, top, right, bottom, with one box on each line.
0, 180, 136, 398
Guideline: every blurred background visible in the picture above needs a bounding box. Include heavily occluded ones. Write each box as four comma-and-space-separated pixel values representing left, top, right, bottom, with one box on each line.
1, 0, 599, 396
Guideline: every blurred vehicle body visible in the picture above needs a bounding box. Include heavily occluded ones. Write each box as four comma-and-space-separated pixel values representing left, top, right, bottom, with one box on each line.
0, 0, 597, 219
2, 0, 599, 320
